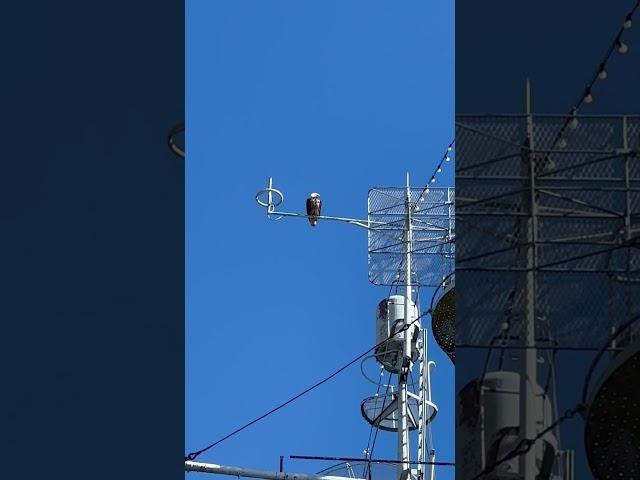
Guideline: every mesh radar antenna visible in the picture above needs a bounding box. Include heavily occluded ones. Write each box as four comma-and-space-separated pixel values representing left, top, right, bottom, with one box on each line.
253, 175, 455, 480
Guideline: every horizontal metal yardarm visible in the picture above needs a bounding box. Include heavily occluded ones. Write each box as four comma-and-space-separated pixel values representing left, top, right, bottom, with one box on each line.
266, 211, 381, 229
185, 461, 365, 480
290, 455, 455, 466
456, 344, 622, 352
458, 175, 638, 181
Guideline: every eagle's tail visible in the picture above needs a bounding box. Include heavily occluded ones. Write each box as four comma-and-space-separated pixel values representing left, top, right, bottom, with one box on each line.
310, 217, 317, 227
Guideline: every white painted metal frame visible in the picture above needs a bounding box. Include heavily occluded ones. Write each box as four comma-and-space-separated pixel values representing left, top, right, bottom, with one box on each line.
253, 175, 447, 480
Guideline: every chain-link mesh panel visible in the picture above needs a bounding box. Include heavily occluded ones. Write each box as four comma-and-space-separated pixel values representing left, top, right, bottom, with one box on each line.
455, 270, 638, 348
628, 117, 640, 181
457, 115, 640, 348
368, 187, 454, 286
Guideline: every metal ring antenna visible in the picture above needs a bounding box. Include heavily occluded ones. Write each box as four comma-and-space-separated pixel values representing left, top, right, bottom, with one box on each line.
168, 122, 185, 159
255, 177, 284, 214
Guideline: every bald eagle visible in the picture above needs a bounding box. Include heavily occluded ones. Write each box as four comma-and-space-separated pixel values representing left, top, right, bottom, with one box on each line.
306, 192, 321, 227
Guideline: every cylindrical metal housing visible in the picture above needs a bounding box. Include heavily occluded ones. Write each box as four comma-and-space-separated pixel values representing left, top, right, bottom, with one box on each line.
375, 295, 420, 372
457, 371, 557, 479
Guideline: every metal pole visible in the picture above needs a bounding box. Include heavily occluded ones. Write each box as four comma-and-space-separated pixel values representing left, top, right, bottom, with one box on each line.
418, 328, 436, 480
428, 450, 436, 480
426, 359, 436, 480
565, 450, 574, 480
623, 116, 631, 242
397, 173, 412, 479
519, 79, 538, 480
417, 329, 426, 480
185, 461, 364, 480
268, 177, 274, 213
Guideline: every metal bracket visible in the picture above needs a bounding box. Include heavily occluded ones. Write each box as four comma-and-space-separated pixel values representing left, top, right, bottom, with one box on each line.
255, 177, 380, 229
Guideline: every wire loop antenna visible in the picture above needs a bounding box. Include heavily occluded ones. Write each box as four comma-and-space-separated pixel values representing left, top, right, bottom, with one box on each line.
167, 122, 185, 159
255, 177, 284, 214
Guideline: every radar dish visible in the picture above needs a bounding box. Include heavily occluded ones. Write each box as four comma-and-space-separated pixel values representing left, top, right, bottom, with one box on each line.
432, 278, 455, 363
368, 187, 455, 286
585, 343, 640, 479
360, 393, 437, 432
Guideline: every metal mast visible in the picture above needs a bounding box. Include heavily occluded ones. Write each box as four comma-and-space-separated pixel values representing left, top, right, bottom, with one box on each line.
398, 173, 413, 479
365, 180, 452, 480
520, 79, 538, 480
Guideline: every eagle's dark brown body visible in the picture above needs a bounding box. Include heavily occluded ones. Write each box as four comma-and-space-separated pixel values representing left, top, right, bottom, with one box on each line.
306, 195, 321, 226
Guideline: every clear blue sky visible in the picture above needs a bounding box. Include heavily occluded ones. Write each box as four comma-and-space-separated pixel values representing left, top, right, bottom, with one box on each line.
186, 2, 454, 479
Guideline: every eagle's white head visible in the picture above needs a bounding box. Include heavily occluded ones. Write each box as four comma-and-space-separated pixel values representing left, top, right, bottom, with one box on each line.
310, 192, 320, 198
